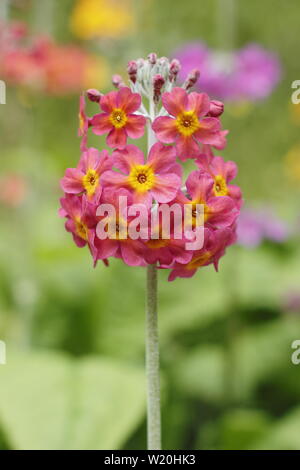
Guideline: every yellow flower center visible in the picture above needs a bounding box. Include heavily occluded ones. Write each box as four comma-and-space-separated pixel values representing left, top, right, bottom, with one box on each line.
213, 175, 228, 196
128, 165, 155, 193
186, 251, 212, 270
82, 168, 99, 197
185, 201, 209, 228
104, 216, 128, 240
176, 111, 200, 137
109, 108, 127, 129
75, 218, 88, 240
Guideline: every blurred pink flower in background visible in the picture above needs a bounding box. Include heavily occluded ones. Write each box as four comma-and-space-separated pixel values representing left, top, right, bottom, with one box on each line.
0, 174, 27, 207
0, 21, 109, 95
173, 42, 281, 102
237, 207, 289, 248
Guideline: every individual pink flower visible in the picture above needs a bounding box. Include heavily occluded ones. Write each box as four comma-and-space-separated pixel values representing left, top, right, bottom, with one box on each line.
177, 170, 238, 230
59, 194, 97, 260
152, 87, 226, 160
60, 148, 112, 202
101, 143, 182, 207
95, 189, 148, 267
196, 155, 243, 208
168, 227, 235, 281
91, 87, 146, 149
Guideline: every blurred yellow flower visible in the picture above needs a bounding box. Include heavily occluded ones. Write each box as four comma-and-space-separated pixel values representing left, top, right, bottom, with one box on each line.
284, 145, 300, 184
70, 0, 135, 40
83, 55, 110, 90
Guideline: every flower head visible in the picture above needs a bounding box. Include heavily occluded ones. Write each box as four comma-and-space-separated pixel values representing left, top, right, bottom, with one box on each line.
59, 53, 242, 280
91, 87, 146, 149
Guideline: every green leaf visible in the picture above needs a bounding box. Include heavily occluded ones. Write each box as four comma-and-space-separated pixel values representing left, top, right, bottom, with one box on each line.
0, 350, 145, 450
253, 407, 300, 450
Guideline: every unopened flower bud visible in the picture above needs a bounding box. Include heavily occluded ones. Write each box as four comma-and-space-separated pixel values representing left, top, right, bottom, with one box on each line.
153, 74, 165, 104
148, 53, 157, 65
127, 60, 138, 83
208, 100, 224, 117
158, 56, 169, 66
112, 74, 125, 89
169, 59, 181, 82
136, 58, 145, 68
86, 88, 102, 103
184, 69, 200, 90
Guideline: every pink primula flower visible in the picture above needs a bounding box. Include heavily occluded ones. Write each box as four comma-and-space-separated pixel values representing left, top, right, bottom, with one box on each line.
91, 87, 146, 149
196, 155, 243, 209
59, 194, 97, 259
60, 147, 112, 202
95, 189, 148, 267
152, 87, 226, 160
177, 170, 238, 229
101, 143, 182, 207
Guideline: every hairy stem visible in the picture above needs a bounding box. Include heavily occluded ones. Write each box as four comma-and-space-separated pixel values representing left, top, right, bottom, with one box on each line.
146, 263, 161, 450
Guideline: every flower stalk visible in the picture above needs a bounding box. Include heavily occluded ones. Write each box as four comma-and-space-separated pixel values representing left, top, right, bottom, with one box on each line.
145, 263, 161, 450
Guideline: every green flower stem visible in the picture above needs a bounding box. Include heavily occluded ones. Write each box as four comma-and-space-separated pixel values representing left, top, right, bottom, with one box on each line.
146, 263, 161, 450
145, 99, 161, 450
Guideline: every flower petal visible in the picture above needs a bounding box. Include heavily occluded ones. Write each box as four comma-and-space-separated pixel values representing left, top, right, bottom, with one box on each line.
162, 87, 188, 116
186, 170, 214, 201
152, 173, 182, 203
175, 135, 200, 160
91, 113, 112, 135
112, 145, 144, 173
106, 127, 127, 149
60, 168, 84, 194
100, 91, 118, 113
125, 114, 146, 139
148, 142, 178, 173
188, 92, 210, 118
117, 87, 141, 113
101, 170, 128, 189
152, 116, 177, 143
194, 117, 221, 145
120, 241, 146, 267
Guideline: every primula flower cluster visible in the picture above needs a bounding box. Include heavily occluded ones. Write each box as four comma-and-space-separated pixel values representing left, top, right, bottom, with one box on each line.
0, 21, 108, 95
60, 54, 242, 281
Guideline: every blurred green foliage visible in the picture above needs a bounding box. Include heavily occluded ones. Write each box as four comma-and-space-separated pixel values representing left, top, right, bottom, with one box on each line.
0, 0, 300, 450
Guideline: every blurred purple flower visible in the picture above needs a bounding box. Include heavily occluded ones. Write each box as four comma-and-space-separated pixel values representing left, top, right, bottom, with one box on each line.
237, 208, 289, 248
173, 43, 282, 102
282, 290, 300, 314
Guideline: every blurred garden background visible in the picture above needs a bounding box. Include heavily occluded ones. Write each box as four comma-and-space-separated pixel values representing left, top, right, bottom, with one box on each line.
1, 0, 300, 450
